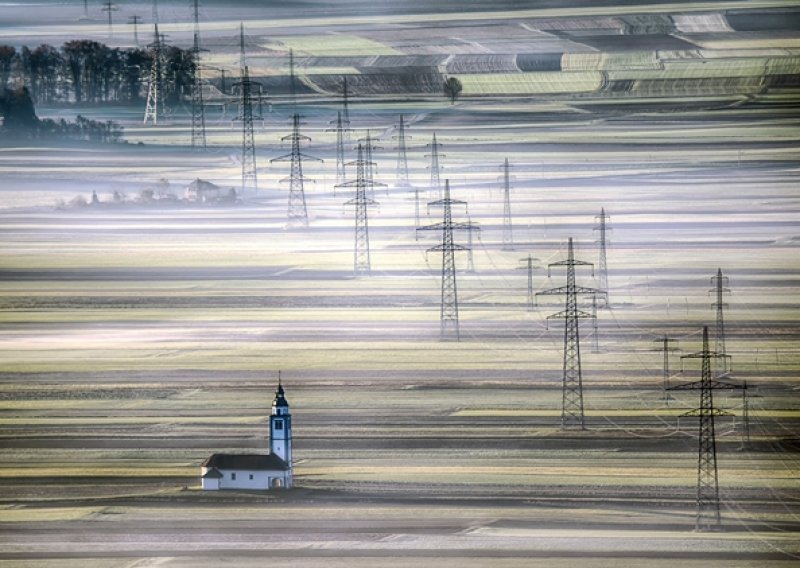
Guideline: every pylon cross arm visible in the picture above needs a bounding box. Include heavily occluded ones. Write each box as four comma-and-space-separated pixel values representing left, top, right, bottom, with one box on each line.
427, 243, 470, 253
547, 309, 594, 320
549, 258, 593, 268
536, 286, 568, 296
679, 408, 735, 418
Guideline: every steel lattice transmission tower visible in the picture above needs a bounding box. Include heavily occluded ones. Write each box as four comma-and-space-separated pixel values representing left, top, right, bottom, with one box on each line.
395, 115, 410, 188
392, 115, 418, 227
519, 254, 539, 311
340, 77, 352, 144
339, 144, 379, 275
594, 208, 611, 304
654, 335, 679, 405
326, 111, 347, 193
417, 180, 479, 341
536, 238, 605, 429
190, 0, 207, 150
328, 79, 353, 192
710, 268, 731, 376
271, 114, 322, 227
233, 23, 268, 123
501, 158, 514, 250
426, 133, 444, 200
359, 131, 385, 198
143, 25, 166, 125
234, 65, 259, 195
669, 326, 744, 531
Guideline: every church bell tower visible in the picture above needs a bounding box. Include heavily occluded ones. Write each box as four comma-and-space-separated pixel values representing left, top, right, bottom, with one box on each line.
269, 379, 292, 471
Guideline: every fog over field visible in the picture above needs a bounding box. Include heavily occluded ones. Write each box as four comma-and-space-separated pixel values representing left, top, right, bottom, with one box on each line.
0, 1, 799, 566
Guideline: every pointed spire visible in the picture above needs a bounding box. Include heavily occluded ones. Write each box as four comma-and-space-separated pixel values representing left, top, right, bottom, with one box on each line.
273, 376, 288, 408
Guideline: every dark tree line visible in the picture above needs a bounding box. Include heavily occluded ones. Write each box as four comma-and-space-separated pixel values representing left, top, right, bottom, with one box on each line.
0, 41, 194, 106
1, 86, 123, 143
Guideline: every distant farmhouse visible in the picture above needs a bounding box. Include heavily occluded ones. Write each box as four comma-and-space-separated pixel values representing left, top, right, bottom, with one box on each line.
184, 178, 237, 204
201, 382, 293, 490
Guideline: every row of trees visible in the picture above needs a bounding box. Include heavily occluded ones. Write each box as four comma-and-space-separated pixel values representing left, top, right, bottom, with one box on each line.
0, 41, 194, 106
1, 86, 123, 143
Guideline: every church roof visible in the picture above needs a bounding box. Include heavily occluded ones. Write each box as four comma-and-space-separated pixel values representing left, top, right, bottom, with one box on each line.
273, 381, 289, 408
202, 453, 289, 471
202, 467, 223, 479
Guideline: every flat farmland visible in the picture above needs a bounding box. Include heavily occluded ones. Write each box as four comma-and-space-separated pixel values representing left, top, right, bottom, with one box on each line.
2, 1, 800, 566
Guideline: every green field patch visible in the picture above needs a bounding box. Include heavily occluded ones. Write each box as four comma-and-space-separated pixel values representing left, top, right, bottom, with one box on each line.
272, 35, 401, 56
454, 71, 602, 96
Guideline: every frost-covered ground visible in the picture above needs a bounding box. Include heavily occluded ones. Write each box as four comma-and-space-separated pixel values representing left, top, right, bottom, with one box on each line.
1, 1, 799, 566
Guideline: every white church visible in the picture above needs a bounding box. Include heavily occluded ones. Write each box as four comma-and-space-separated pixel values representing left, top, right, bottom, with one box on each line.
201, 381, 293, 490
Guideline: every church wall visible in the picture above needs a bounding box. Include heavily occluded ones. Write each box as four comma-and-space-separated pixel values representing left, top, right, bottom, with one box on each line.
216, 468, 287, 490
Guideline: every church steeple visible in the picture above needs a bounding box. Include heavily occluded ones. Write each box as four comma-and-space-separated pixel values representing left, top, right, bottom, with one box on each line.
269, 374, 292, 486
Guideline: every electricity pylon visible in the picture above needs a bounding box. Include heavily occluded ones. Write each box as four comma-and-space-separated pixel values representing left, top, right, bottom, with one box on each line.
417, 180, 479, 341
143, 24, 166, 125
238, 21, 246, 74
536, 238, 605, 429
340, 76, 351, 144
394, 114, 410, 189
271, 114, 322, 227
501, 158, 513, 250
152, 0, 159, 23
340, 144, 379, 275
233, 23, 268, 123
101, 1, 118, 37
190, 0, 207, 150
426, 133, 444, 200
326, 111, 347, 193
590, 293, 600, 354
710, 268, 731, 376
518, 254, 539, 311
288, 48, 297, 110
654, 335, 679, 405
128, 15, 142, 45
359, 131, 385, 198
594, 208, 611, 304
393, 115, 417, 226
669, 326, 745, 531
234, 65, 258, 195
